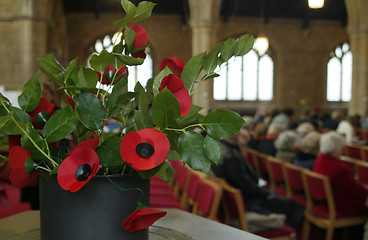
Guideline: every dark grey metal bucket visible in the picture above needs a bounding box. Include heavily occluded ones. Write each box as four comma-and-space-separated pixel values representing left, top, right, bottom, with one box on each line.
39, 173, 150, 240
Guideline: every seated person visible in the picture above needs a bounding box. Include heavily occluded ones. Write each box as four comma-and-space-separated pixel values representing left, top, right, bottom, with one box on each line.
314, 131, 368, 217
295, 122, 315, 146
275, 130, 297, 163
269, 108, 294, 130
258, 124, 284, 156
293, 131, 320, 170
247, 123, 267, 150
211, 134, 305, 230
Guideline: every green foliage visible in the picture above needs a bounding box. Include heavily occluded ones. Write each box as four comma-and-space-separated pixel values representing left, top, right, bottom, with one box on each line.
0, 0, 253, 184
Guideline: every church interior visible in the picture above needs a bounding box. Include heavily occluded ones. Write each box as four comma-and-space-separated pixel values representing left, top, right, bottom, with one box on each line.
1, 0, 368, 239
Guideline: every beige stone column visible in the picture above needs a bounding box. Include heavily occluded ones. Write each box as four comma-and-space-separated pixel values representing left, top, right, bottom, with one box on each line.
188, 0, 222, 113
0, 0, 52, 90
345, 0, 368, 116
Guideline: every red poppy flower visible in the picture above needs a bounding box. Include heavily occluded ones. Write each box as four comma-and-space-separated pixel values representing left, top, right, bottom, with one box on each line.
119, 129, 170, 171
9, 146, 38, 188
130, 24, 148, 59
27, 97, 55, 129
72, 134, 99, 152
122, 208, 167, 232
160, 57, 185, 77
97, 64, 128, 85
57, 146, 100, 192
159, 74, 191, 117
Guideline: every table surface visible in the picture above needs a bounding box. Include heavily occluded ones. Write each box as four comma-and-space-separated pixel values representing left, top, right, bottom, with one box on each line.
0, 209, 266, 240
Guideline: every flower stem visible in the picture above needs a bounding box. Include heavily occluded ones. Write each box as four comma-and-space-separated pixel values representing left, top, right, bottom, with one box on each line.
0, 101, 59, 168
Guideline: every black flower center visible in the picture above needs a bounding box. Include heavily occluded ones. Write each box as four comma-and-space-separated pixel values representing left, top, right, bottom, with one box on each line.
75, 163, 92, 181
35, 111, 49, 125
104, 70, 115, 83
136, 142, 154, 158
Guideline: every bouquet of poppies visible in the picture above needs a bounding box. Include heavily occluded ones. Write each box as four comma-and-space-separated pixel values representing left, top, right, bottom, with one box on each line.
0, 0, 253, 231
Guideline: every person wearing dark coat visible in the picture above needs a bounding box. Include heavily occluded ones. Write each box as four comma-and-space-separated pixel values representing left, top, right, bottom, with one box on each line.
258, 124, 284, 156
210, 137, 305, 229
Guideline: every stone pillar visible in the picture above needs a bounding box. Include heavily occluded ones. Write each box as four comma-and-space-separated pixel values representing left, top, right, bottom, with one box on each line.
0, 0, 52, 90
345, 0, 368, 116
188, 0, 222, 113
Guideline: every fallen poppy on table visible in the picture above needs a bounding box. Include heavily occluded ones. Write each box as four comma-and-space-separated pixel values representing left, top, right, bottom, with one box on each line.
27, 97, 55, 129
97, 64, 128, 85
9, 146, 38, 188
159, 74, 191, 117
57, 146, 100, 192
122, 208, 167, 232
129, 24, 148, 59
160, 57, 185, 77
120, 128, 170, 171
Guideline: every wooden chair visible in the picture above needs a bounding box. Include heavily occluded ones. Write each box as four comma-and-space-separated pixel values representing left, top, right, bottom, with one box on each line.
244, 148, 260, 174
355, 160, 368, 185
301, 169, 367, 240
192, 178, 223, 221
360, 146, 368, 162
253, 150, 270, 181
179, 169, 206, 211
343, 144, 363, 160
267, 156, 287, 196
283, 163, 306, 206
219, 180, 295, 240
355, 128, 364, 142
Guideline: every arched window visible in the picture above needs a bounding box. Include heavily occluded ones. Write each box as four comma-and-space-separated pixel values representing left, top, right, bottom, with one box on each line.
88, 33, 153, 92
213, 48, 274, 101
327, 42, 352, 102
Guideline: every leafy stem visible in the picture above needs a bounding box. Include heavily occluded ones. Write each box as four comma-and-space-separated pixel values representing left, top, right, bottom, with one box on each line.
164, 123, 204, 133
0, 100, 59, 169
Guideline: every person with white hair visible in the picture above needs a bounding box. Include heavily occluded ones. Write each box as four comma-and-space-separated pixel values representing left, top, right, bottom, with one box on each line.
275, 131, 297, 163
313, 131, 368, 218
295, 122, 315, 146
293, 131, 320, 170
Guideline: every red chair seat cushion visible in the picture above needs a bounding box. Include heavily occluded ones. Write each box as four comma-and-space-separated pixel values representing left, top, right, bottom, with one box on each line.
254, 223, 294, 238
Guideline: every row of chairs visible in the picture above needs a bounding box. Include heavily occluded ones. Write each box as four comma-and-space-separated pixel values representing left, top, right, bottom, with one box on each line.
343, 143, 368, 161
245, 148, 368, 240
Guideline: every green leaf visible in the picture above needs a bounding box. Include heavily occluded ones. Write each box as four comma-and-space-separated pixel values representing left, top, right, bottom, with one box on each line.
201, 72, 220, 81
114, 53, 145, 66
43, 109, 79, 142
124, 26, 137, 53
136, 163, 162, 179
181, 52, 206, 92
151, 89, 180, 129
89, 50, 114, 73
203, 109, 246, 140
0, 154, 8, 164
37, 54, 64, 84
202, 42, 223, 73
132, 1, 156, 22
72, 66, 99, 89
234, 34, 255, 56
220, 38, 237, 62
18, 71, 41, 112
24, 157, 36, 174
76, 92, 106, 130
62, 58, 78, 84
177, 105, 203, 127
156, 160, 174, 182
0, 107, 31, 135
21, 125, 48, 160
204, 136, 221, 164
152, 67, 173, 96
178, 131, 212, 173
167, 149, 181, 160
106, 76, 128, 111
96, 135, 124, 174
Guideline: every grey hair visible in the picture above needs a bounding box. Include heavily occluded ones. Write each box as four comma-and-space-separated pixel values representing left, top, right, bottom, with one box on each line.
319, 131, 345, 154
301, 131, 320, 153
296, 122, 315, 135
275, 130, 297, 151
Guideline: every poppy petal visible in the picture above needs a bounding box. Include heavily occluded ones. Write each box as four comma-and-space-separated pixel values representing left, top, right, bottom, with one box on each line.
130, 25, 148, 50
122, 208, 167, 232
160, 57, 185, 77
57, 147, 100, 192
173, 87, 191, 117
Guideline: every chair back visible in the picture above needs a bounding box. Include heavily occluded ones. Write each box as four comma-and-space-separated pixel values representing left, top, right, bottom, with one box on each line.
244, 148, 259, 174
192, 178, 223, 220
253, 151, 269, 181
173, 165, 191, 198
355, 160, 368, 185
283, 163, 306, 206
344, 144, 362, 160
267, 156, 287, 196
360, 146, 368, 162
302, 169, 336, 219
180, 170, 206, 210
